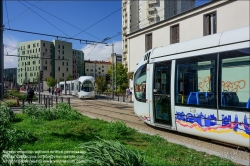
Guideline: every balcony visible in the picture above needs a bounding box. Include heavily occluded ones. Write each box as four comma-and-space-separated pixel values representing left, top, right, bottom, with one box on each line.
123, 4, 126, 10
147, 6, 155, 12
148, 0, 157, 4
147, 13, 157, 19
123, 54, 127, 61
123, 48, 127, 54
123, 24, 127, 29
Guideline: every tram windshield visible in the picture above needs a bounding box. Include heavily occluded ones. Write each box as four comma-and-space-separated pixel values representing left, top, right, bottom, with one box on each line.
134, 64, 147, 102
81, 80, 94, 92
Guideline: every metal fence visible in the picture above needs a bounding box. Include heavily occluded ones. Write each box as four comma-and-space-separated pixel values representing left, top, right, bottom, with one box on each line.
95, 92, 133, 103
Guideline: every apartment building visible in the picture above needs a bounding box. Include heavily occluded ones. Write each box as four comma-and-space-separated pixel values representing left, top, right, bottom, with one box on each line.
17, 40, 84, 89
85, 60, 111, 78
73, 49, 84, 79
4, 68, 17, 89
122, 0, 195, 68
124, 0, 249, 95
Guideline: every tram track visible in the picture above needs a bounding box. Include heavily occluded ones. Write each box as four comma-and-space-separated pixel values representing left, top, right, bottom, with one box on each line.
70, 99, 250, 165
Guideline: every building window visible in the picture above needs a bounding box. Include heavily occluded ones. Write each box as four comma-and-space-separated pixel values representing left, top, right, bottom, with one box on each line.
58, 67, 60, 71
43, 43, 45, 47
62, 73, 64, 77
62, 62, 64, 66
66, 68, 68, 72
170, 24, 179, 44
145, 33, 152, 51
204, 12, 216, 36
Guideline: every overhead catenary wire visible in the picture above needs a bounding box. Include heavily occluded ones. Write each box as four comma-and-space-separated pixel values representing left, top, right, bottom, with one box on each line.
4, 0, 10, 28
4, 0, 54, 25
3, 28, 107, 44
22, 0, 101, 41
18, 0, 70, 38
3, 32, 18, 47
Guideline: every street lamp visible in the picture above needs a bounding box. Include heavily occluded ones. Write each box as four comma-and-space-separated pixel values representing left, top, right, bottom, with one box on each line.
106, 43, 115, 100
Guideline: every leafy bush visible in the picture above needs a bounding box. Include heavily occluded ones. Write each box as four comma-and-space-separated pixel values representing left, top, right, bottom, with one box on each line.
9, 90, 38, 101
77, 138, 147, 166
0, 100, 19, 107
22, 102, 82, 121
0, 105, 15, 128
107, 121, 136, 139
0, 105, 37, 165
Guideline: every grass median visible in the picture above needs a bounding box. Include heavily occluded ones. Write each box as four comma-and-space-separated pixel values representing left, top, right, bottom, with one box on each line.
1, 103, 239, 166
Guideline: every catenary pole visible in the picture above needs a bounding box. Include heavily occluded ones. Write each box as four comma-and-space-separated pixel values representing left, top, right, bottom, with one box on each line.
0, 0, 3, 100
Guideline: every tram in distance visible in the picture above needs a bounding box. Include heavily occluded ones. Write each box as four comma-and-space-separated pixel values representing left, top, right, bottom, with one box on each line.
133, 26, 250, 148
57, 76, 95, 99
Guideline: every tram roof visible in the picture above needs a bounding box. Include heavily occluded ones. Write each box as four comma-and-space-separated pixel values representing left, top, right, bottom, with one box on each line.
150, 26, 249, 59
78, 76, 95, 83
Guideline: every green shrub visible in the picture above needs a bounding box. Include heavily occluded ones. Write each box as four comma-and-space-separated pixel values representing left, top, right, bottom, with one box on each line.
107, 121, 136, 139
22, 103, 82, 121
77, 138, 147, 166
0, 105, 37, 165
0, 100, 19, 107
0, 105, 15, 128
9, 90, 38, 101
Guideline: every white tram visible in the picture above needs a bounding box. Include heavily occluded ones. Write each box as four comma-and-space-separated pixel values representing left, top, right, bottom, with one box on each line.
57, 76, 95, 99
133, 26, 250, 148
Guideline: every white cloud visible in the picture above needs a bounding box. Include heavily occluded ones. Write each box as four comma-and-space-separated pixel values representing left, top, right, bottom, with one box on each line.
3, 35, 19, 69
81, 40, 122, 61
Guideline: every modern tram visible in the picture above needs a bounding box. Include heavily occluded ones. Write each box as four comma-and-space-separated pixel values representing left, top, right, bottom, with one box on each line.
133, 26, 250, 148
57, 76, 95, 99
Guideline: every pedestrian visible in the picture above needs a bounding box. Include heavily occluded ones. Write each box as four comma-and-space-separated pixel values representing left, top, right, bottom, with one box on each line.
54, 87, 57, 96
48, 87, 51, 94
52, 88, 54, 95
126, 87, 130, 102
27, 87, 35, 104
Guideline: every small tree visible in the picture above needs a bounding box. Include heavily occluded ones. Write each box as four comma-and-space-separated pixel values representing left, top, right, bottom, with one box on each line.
59, 78, 64, 82
46, 77, 56, 88
66, 74, 73, 81
95, 76, 107, 93
34, 75, 39, 84
107, 63, 129, 93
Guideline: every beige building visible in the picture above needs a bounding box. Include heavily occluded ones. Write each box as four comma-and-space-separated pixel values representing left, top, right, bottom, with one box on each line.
122, 0, 195, 67
124, 0, 249, 88
17, 40, 84, 90
85, 60, 111, 78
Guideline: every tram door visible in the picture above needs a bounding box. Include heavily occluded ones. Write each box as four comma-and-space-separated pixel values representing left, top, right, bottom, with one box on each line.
153, 62, 172, 125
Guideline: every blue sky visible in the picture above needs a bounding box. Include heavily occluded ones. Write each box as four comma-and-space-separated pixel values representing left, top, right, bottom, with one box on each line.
3, 1, 122, 68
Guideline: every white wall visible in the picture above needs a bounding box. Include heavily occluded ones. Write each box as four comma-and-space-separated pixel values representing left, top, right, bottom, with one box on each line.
128, 0, 249, 74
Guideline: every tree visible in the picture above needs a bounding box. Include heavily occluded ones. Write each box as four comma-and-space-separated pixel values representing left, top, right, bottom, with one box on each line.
95, 76, 107, 93
66, 74, 73, 81
59, 78, 64, 82
46, 77, 56, 88
107, 63, 128, 92
34, 75, 39, 84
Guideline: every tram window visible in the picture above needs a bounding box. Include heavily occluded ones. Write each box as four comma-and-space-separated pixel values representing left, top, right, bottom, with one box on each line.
81, 80, 94, 92
220, 48, 250, 110
175, 54, 216, 107
134, 64, 147, 102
